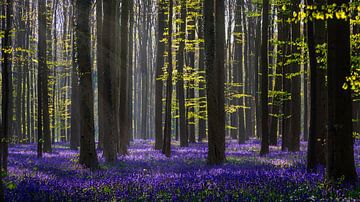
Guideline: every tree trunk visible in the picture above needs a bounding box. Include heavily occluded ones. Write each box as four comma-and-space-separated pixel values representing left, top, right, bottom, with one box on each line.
101, 0, 117, 163
187, 3, 196, 144
162, 0, 173, 157
281, 13, 291, 151
155, 0, 166, 150
37, 0, 47, 158
177, 0, 188, 147
260, 0, 269, 156
326, 0, 357, 183
197, 5, 206, 142
119, 0, 129, 155
76, 0, 99, 169
288, 0, 301, 152
206, 0, 226, 165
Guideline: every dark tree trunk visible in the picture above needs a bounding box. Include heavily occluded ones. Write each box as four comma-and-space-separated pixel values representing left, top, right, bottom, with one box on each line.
40, 0, 51, 153
162, 0, 173, 157
177, 0, 188, 147
76, 0, 99, 169
101, 0, 117, 163
281, 15, 291, 151
119, 0, 129, 155
70, 5, 80, 150
206, 0, 226, 165
288, 0, 301, 152
326, 0, 357, 183
37, 0, 47, 158
70, 66, 80, 149
260, 0, 269, 156
155, 0, 166, 150
1, 0, 13, 174
307, 0, 327, 171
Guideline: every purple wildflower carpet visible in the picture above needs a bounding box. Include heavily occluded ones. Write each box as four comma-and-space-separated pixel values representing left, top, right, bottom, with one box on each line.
5, 139, 360, 201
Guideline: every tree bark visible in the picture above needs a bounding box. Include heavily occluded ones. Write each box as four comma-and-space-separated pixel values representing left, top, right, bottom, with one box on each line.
260, 0, 269, 156
206, 0, 226, 165
326, 0, 357, 183
155, 0, 166, 150
162, 0, 173, 157
119, 0, 130, 155
76, 0, 99, 169
177, 0, 188, 147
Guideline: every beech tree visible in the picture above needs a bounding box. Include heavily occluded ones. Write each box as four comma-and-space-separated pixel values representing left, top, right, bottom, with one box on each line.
76, 0, 99, 169
205, 0, 226, 165
326, 0, 357, 183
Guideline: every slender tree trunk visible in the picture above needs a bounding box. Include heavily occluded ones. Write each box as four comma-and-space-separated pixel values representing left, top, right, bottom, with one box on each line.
198, 6, 206, 142
288, 0, 301, 152
70, 5, 80, 150
155, 0, 166, 150
260, 0, 269, 156
187, 3, 196, 143
97, 0, 105, 150
177, 0, 188, 147
162, 0, 173, 157
1, 0, 13, 174
119, 0, 129, 155
37, 0, 47, 158
281, 14, 291, 151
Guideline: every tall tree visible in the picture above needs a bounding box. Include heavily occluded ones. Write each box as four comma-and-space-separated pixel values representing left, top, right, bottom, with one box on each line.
234, 0, 246, 144
326, 0, 357, 183
260, 0, 269, 156
70, 4, 80, 150
307, 0, 327, 171
1, 0, 13, 175
205, 0, 225, 165
119, 0, 130, 155
42, 0, 52, 153
177, 0, 188, 147
280, 9, 291, 151
197, 1, 206, 142
288, 0, 301, 152
76, 0, 99, 169
37, 0, 46, 158
155, 0, 166, 150
97, 0, 105, 150
187, 2, 196, 143
162, 0, 173, 157
101, 0, 117, 163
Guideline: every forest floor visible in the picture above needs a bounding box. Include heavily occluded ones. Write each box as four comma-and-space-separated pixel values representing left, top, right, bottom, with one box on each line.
4, 139, 360, 201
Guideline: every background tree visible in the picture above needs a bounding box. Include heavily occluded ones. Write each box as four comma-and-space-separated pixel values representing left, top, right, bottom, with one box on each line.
260, 0, 269, 156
